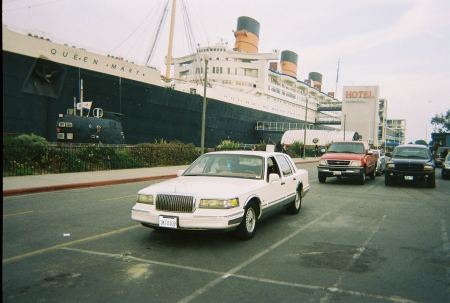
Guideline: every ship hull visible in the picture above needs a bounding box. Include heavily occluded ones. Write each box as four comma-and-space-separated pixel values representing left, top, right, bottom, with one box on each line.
3, 50, 308, 146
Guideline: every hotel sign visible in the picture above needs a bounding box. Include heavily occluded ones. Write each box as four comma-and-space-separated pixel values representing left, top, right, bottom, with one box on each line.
344, 90, 375, 103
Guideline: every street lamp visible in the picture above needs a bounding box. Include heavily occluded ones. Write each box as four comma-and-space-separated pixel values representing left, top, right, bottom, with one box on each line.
302, 96, 309, 159
201, 53, 210, 155
343, 114, 346, 140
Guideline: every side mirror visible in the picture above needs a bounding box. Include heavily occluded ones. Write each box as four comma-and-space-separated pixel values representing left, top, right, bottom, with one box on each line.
177, 170, 185, 177
268, 173, 280, 184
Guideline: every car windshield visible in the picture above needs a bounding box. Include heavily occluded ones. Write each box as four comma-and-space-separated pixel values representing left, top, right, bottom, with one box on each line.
393, 148, 430, 159
327, 143, 364, 154
183, 154, 264, 179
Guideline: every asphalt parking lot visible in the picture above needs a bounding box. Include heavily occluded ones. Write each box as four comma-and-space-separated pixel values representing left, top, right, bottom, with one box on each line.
3, 163, 450, 302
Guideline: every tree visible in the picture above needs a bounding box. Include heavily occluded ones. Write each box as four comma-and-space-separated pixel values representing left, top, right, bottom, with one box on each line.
430, 109, 450, 133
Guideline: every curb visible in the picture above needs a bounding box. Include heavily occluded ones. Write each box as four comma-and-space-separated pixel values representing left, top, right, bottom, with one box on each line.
2, 174, 177, 197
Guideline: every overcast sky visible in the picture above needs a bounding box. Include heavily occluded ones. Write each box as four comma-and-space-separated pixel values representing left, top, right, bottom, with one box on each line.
3, 0, 450, 143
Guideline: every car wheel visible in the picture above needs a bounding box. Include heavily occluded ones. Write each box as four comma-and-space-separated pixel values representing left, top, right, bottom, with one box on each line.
385, 173, 393, 186
287, 189, 302, 214
370, 169, 376, 180
235, 202, 257, 240
358, 171, 366, 185
318, 175, 326, 183
427, 174, 436, 188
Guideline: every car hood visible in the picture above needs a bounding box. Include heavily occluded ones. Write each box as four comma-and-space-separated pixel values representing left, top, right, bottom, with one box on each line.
138, 176, 265, 199
320, 153, 365, 160
389, 158, 432, 165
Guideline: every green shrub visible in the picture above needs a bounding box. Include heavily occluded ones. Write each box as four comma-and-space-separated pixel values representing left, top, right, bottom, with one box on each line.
215, 140, 242, 151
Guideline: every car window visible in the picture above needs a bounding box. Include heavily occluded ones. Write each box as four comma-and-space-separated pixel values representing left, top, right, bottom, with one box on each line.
328, 143, 364, 154
184, 154, 263, 179
275, 155, 293, 177
393, 148, 430, 159
266, 156, 281, 181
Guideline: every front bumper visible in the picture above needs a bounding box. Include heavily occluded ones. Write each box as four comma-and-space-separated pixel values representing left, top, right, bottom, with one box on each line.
131, 204, 244, 231
385, 170, 434, 181
318, 166, 364, 178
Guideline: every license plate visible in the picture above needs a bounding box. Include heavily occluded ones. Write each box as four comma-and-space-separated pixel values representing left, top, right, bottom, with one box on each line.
333, 171, 341, 175
159, 216, 178, 229
404, 176, 413, 181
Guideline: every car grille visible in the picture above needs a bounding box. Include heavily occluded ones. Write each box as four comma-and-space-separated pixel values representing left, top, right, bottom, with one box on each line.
327, 160, 351, 166
156, 194, 195, 213
396, 164, 424, 172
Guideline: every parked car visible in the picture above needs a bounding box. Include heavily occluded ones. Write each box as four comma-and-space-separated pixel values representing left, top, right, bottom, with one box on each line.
131, 151, 310, 240
434, 147, 449, 167
385, 144, 435, 188
442, 153, 450, 180
317, 141, 378, 185
372, 149, 386, 176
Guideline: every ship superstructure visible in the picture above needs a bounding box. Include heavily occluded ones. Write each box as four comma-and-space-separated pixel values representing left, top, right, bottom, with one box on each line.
2, 15, 341, 146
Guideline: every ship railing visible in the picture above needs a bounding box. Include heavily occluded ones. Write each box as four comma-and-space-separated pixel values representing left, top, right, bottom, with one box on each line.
317, 101, 342, 111
315, 116, 341, 125
255, 121, 306, 132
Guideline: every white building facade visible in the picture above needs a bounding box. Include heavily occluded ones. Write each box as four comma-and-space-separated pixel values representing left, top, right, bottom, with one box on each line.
342, 86, 380, 147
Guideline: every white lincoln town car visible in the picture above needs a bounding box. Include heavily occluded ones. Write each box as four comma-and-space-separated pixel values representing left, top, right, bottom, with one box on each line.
131, 150, 310, 240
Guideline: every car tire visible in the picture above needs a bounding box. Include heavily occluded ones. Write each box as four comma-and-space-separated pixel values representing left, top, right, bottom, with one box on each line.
235, 202, 257, 240
427, 174, 436, 188
318, 175, 326, 183
358, 171, 366, 185
287, 189, 302, 214
385, 173, 393, 186
370, 169, 376, 180
442, 170, 449, 180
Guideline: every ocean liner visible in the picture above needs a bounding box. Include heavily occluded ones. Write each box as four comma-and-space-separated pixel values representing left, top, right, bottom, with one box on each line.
2, 9, 341, 146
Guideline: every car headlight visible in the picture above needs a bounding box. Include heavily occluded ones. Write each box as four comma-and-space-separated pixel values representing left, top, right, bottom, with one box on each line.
386, 163, 395, 170
137, 194, 153, 204
319, 160, 327, 165
445, 163, 450, 169
199, 198, 239, 209
349, 160, 362, 167
423, 165, 434, 171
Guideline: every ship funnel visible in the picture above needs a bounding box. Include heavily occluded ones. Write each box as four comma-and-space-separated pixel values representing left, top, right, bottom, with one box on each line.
308, 72, 323, 91
280, 50, 298, 78
234, 16, 260, 53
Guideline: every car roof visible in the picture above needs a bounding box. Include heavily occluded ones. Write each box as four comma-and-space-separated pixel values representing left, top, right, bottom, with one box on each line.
205, 150, 286, 157
395, 144, 429, 149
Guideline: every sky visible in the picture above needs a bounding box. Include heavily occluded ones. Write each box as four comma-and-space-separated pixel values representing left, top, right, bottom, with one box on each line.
3, 0, 450, 143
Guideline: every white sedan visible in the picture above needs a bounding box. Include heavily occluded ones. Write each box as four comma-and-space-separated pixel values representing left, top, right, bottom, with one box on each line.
131, 150, 310, 240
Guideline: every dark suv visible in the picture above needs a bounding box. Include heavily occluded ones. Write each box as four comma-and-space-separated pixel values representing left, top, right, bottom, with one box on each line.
385, 144, 435, 188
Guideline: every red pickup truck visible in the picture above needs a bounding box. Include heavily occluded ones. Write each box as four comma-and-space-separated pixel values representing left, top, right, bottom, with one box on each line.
317, 141, 378, 185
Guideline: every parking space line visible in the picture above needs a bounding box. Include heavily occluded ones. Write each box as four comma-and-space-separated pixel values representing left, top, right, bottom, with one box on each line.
3, 210, 34, 218
177, 211, 331, 303
2, 225, 140, 264
100, 195, 135, 202
56, 218, 422, 303
320, 214, 387, 303
60, 247, 224, 275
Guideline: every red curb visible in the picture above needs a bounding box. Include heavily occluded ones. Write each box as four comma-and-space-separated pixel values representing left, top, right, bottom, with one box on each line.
2, 174, 177, 197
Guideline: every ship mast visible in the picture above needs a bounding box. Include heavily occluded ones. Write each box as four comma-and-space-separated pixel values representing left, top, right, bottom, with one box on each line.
334, 58, 340, 97
165, 0, 177, 79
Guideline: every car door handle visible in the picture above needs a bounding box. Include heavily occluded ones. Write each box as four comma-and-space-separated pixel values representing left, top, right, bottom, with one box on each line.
281, 182, 285, 185
293, 178, 296, 181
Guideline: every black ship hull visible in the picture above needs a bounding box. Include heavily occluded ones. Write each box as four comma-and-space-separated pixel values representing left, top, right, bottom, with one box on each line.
3, 50, 307, 146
